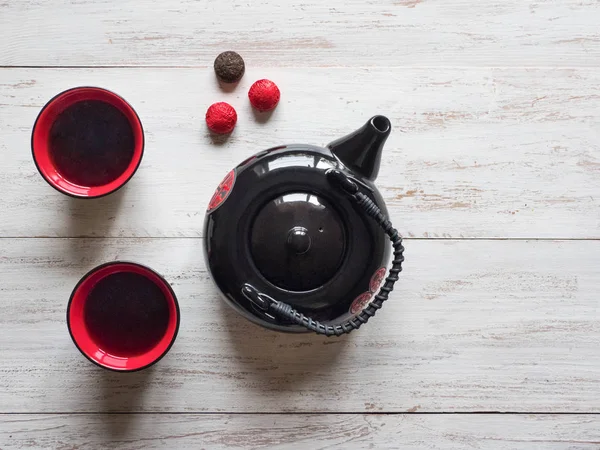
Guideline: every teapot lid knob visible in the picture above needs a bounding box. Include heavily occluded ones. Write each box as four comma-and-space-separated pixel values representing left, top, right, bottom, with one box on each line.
286, 227, 312, 255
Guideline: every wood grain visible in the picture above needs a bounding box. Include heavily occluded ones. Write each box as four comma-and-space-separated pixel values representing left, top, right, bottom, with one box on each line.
1, 238, 598, 413
1, 67, 599, 238
1, 0, 600, 67
1, 414, 599, 449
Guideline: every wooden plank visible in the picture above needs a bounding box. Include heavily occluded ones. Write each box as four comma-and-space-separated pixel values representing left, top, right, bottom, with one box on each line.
0, 238, 598, 413
1, 414, 599, 449
1, 0, 600, 67
1, 67, 600, 238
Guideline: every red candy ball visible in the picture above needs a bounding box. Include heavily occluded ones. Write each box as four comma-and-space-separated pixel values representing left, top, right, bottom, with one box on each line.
206, 102, 237, 134
248, 79, 280, 112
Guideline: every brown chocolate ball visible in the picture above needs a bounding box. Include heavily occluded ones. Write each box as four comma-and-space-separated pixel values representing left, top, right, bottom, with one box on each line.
214, 51, 245, 84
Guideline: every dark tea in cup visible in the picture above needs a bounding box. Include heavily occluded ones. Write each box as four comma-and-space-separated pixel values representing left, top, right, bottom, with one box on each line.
67, 262, 179, 371
32, 87, 144, 198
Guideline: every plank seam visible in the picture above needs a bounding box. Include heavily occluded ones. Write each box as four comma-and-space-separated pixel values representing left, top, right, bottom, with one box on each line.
2, 65, 600, 70
1, 412, 599, 415
1, 237, 600, 241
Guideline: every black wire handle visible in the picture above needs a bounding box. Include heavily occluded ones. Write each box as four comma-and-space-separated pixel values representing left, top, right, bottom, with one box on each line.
241, 169, 405, 336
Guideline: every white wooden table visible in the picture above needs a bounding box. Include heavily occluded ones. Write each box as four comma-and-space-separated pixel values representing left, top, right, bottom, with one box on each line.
1, 1, 600, 448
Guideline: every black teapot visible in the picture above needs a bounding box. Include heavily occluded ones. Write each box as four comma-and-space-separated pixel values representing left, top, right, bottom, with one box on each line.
203, 116, 404, 336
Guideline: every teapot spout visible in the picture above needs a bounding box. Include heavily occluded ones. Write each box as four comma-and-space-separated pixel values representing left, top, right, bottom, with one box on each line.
327, 115, 391, 181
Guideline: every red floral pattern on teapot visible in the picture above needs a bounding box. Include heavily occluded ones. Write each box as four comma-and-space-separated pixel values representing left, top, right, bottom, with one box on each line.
208, 170, 235, 212
350, 267, 386, 314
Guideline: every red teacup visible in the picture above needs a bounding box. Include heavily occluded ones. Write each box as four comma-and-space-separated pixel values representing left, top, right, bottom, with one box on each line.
67, 262, 179, 372
32, 87, 144, 198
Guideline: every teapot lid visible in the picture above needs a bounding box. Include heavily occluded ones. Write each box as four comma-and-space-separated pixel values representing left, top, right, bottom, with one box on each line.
250, 191, 346, 292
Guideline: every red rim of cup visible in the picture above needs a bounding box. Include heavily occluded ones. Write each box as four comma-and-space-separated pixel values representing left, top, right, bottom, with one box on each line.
31, 86, 145, 199
67, 262, 180, 372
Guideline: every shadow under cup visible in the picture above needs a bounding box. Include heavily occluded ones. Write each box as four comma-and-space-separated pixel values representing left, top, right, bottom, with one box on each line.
32, 87, 144, 198
67, 262, 180, 372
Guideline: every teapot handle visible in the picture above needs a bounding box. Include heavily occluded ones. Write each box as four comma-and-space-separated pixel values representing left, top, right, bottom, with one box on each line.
241, 169, 405, 337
